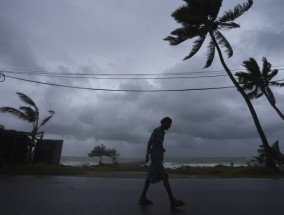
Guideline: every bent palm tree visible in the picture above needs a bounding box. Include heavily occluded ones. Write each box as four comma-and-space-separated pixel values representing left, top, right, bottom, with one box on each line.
0, 92, 55, 161
164, 0, 275, 167
236, 57, 284, 120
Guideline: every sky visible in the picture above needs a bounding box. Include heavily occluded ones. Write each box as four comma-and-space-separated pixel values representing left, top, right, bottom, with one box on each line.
0, 0, 284, 158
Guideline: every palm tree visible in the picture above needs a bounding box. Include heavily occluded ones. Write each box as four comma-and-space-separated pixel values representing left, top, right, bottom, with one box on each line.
0, 92, 55, 161
164, 0, 275, 168
236, 57, 284, 120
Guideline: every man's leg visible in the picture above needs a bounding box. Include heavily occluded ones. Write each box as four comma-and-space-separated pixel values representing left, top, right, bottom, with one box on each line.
163, 176, 185, 208
162, 176, 175, 202
141, 176, 150, 198
139, 176, 153, 205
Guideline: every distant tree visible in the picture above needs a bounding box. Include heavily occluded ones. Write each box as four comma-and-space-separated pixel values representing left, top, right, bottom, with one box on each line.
88, 144, 119, 165
107, 148, 119, 165
236, 57, 284, 120
0, 92, 55, 162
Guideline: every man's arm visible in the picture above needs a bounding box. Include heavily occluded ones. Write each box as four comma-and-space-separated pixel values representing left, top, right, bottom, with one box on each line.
145, 140, 152, 163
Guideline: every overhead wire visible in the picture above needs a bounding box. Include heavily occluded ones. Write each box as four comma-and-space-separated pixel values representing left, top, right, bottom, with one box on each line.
3, 74, 235, 92
1, 65, 284, 77
0, 68, 227, 77
2, 72, 229, 80
1, 65, 284, 93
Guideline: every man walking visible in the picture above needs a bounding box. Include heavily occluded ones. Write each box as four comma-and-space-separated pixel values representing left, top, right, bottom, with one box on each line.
139, 117, 185, 208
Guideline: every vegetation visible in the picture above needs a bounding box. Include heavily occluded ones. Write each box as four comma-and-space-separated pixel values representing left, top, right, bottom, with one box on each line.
249, 141, 284, 167
236, 57, 284, 119
88, 144, 119, 165
0, 92, 55, 137
0, 92, 55, 162
1, 163, 284, 178
164, 0, 276, 168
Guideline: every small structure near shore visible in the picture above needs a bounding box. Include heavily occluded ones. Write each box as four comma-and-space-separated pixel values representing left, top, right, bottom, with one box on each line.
33, 139, 63, 165
0, 129, 30, 165
0, 129, 63, 166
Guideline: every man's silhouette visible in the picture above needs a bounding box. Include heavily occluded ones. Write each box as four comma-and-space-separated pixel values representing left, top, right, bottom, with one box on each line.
139, 117, 185, 208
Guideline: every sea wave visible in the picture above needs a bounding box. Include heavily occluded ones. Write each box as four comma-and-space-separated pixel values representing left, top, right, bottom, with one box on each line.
60, 156, 249, 168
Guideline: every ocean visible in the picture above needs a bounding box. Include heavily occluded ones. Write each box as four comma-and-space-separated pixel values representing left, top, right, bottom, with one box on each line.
60, 156, 250, 168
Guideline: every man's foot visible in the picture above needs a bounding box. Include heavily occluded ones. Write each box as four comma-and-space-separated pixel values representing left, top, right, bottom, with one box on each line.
138, 197, 154, 205
171, 199, 185, 208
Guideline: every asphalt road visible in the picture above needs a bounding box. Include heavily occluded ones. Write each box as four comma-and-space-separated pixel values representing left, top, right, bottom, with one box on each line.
0, 176, 284, 215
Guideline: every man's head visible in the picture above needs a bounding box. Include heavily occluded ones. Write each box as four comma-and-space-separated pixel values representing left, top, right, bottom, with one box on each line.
160, 117, 172, 130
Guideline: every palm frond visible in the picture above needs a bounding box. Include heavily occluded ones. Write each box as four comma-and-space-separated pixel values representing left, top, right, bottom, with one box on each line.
242, 83, 254, 91
269, 81, 284, 87
16, 92, 38, 111
261, 57, 272, 77
0, 107, 30, 121
206, 0, 223, 19
255, 92, 264, 99
236, 70, 261, 96
172, 0, 223, 26
247, 87, 262, 100
235, 71, 255, 89
39, 110, 55, 128
204, 39, 215, 68
267, 69, 278, 81
164, 36, 180, 46
172, 4, 204, 25
218, 22, 240, 30
241, 82, 255, 91
261, 57, 279, 84
183, 36, 206, 60
19, 106, 37, 122
243, 58, 261, 76
39, 115, 53, 128
164, 26, 200, 45
218, 0, 253, 22
235, 71, 252, 80
48, 110, 55, 114
214, 30, 233, 57
265, 87, 276, 105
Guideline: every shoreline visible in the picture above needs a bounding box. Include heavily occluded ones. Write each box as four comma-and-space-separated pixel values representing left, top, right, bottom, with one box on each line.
60, 156, 250, 168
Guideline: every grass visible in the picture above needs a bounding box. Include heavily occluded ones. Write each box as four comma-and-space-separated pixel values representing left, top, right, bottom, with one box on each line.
1, 163, 284, 178
168, 165, 284, 178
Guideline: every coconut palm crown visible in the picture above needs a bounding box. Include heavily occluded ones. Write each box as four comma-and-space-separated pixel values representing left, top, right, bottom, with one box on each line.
164, 0, 253, 68
236, 57, 284, 119
0, 92, 55, 138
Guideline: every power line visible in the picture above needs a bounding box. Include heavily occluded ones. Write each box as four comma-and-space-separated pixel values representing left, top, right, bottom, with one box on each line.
3, 69, 284, 93
4, 74, 235, 92
3, 73, 229, 80
1, 65, 284, 77
3, 68, 284, 80
1, 68, 226, 77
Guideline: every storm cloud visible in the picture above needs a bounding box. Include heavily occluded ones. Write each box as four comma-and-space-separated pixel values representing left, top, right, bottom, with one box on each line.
0, 0, 284, 158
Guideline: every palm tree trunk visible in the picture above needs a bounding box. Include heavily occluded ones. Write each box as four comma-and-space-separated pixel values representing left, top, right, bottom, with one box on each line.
209, 32, 275, 168
29, 128, 37, 164
271, 104, 284, 120
263, 92, 284, 120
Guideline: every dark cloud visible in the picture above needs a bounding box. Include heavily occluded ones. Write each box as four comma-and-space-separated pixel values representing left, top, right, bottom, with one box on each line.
1, 0, 284, 157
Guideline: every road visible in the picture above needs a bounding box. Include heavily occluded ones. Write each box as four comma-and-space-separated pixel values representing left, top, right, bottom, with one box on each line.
0, 176, 284, 215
